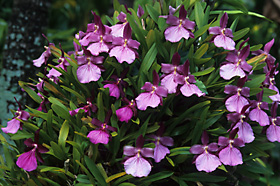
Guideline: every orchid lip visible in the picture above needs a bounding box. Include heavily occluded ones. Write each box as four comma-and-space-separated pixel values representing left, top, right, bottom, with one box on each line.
272, 118, 277, 125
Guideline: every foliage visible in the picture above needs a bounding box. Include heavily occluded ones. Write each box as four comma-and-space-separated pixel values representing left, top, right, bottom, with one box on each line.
1, 0, 280, 185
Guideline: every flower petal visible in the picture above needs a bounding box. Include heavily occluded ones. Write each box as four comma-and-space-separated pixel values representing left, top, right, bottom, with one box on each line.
214, 35, 235, 50
153, 144, 170, 163
220, 64, 246, 80
77, 63, 101, 83
116, 106, 133, 123
87, 130, 110, 144
195, 152, 221, 172
225, 94, 249, 113
136, 92, 160, 110
249, 108, 269, 126
233, 121, 255, 143
124, 155, 152, 177
109, 46, 136, 64
219, 146, 243, 166
2, 119, 21, 134
16, 150, 37, 171
266, 125, 280, 142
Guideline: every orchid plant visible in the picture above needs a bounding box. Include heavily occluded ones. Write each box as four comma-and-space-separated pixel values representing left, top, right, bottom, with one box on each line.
1, 0, 280, 185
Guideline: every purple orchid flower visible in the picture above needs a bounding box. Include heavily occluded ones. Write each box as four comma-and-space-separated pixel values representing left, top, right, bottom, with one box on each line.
37, 93, 49, 112
249, 90, 270, 126
84, 13, 113, 56
79, 16, 100, 47
76, 48, 104, 83
111, 12, 128, 37
137, 5, 144, 18
2, 98, 30, 134
16, 129, 49, 171
263, 64, 280, 101
218, 128, 245, 166
252, 38, 276, 65
123, 135, 154, 177
33, 34, 54, 67
68, 41, 83, 58
209, 13, 235, 50
136, 71, 168, 110
220, 44, 252, 80
161, 52, 183, 94
69, 98, 97, 116
190, 131, 221, 172
116, 98, 137, 123
87, 111, 117, 144
109, 23, 140, 64
175, 60, 205, 97
224, 77, 250, 113
48, 44, 70, 78
102, 68, 129, 99
164, 5, 195, 43
148, 124, 173, 163
266, 102, 280, 142
227, 104, 255, 143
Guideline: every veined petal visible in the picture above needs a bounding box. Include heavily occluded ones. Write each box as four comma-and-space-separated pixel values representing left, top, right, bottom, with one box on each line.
77, 63, 101, 83
124, 155, 152, 177
233, 121, 255, 143
136, 92, 161, 110
155, 86, 168, 97
195, 152, 221, 173
161, 73, 178, 94
2, 119, 21, 134
123, 146, 137, 156
225, 94, 249, 113
153, 144, 170, 163
208, 27, 222, 35
220, 64, 246, 80
249, 108, 270, 126
190, 144, 204, 154
104, 84, 120, 99
266, 125, 280, 142
180, 83, 204, 97
219, 146, 243, 166
160, 136, 174, 146
109, 46, 136, 64
87, 42, 110, 56
214, 35, 235, 50
111, 24, 126, 37
269, 84, 280, 102
87, 130, 110, 144
16, 150, 37, 171
164, 26, 190, 43
116, 106, 133, 123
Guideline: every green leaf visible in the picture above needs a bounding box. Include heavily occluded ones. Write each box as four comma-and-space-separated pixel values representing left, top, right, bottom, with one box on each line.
230, 16, 239, 32
58, 120, 69, 150
84, 156, 107, 186
193, 44, 208, 59
250, 44, 263, 51
97, 92, 105, 121
118, 183, 136, 186
50, 141, 66, 160
140, 171, 174, 183
106, 172, 126, 183
181, 173, 227, 182
244, 74, 266, 88
217, 0, 248, 14
139, 43, 158, 73
146, 4, 160, 24
75, 161, 96, 185
233, 28, 250, 41
19, 81, 42, 103
169, 147, 191, 156
38, 176, 60, 186
192, 67, 215, 76
138, 115, 152, 137
194, 1, 205, 29
192, 106, 209, 145
10, 132, 33, 140
61, 85, 86, 103
263, 88, 277, 97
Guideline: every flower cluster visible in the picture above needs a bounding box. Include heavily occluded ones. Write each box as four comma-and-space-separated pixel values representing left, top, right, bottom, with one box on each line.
2, 2, 280, 185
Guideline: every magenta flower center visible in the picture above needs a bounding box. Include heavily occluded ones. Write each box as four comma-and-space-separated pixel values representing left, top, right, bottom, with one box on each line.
100, 35, 104, 43
203, 145, 209, 154
270, 78, 275, 85
124, 39, 128, 47
179, 19, 183, 27
94, 25, 98, 32
151, 86, 157, 93
272, 118, 277, 126
102, 123, 107, 130
237, 88, 242, 96
229, 140, 234, 148
257, 102, 262, 109
184, 76, 190, 84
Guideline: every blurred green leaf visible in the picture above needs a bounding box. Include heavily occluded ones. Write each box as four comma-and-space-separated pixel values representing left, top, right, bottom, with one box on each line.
84, 156, 107, 186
